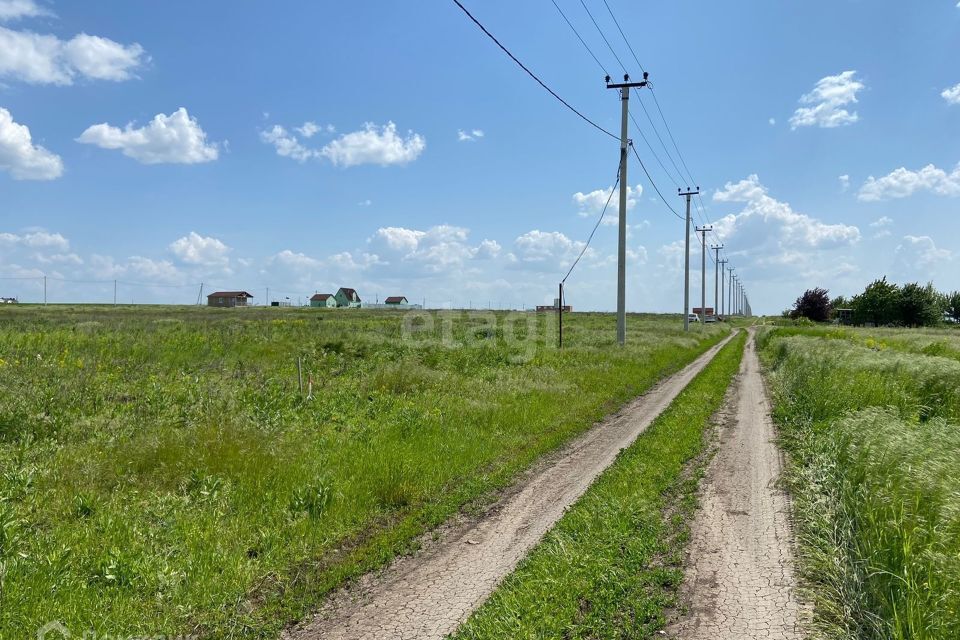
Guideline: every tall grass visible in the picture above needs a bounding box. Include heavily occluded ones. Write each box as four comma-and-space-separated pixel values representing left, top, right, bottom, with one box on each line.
0, 305, 726, 638
760, 330, 960, 639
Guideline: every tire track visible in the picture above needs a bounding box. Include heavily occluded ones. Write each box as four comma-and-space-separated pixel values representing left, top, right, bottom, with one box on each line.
667, 328, 804, 639
285, 333, 736, 640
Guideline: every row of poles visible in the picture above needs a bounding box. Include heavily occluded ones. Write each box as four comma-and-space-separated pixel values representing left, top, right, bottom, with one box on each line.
560, 74, 751, 347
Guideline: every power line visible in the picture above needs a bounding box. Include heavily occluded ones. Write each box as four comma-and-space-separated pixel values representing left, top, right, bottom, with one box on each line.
635, 93, 687, 184
628, 111, 682, 188
630, 141, 683, 220
577, 0, 628, 75
452, 0, 619, 140
598, 0, 725, 253
549, 0, 607, 75
563, 165, 621, 283
601, 0, 645, 73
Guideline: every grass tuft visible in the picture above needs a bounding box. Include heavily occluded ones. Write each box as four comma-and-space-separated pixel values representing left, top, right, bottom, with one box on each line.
761, 328, 960, 640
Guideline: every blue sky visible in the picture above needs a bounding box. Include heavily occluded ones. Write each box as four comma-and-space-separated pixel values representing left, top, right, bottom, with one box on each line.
1, 0, 959, 313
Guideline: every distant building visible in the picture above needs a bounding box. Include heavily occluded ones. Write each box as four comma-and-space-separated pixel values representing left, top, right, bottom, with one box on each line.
207, 291, 253, 307
1, 297, 17, 304
692, 307, 715, 316
310, 293, 336, 308
334, 287, 361, 308
384, 296, 408, 305
836, 308, 854, 325
537, 298, 572, 312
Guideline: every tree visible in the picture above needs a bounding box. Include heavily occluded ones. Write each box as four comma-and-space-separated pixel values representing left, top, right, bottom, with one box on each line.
791, 287, 832, 322
898, 282, 943, 327
852, 277, 899, 326
946, 291, 960, 323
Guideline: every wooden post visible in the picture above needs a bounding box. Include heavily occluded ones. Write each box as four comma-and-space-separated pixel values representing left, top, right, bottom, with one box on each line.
297, 357, 303, 395
558, 282, 563, 349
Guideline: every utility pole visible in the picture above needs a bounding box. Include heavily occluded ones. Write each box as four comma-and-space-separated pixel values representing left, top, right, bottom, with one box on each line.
266, 287, 269, 307
728, 269, 735, 319
718, 260, 727, 319
736, 278, 741, 316
679, 187, 700, 331
114, 279, 117, 306
696, 225, 712, 326
607, 72, 649, 345
712, 246, 724, 318
43, 275, 47, 305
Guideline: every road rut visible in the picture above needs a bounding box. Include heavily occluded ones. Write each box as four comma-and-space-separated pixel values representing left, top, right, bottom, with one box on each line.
286, 334, 735, 640
667, 329, 803, 639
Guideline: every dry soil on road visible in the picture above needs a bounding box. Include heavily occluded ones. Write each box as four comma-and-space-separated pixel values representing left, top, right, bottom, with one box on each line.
667, 329, 804, 639
285, 334, 735, 640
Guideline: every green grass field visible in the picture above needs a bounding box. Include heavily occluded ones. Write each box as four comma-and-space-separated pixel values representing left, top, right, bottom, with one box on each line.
759, 326, 960, 640
0, 305, 727, 638
453, 331, 746, 639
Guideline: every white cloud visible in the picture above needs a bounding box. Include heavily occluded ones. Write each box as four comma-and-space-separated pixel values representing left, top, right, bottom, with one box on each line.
768, 117, 776, 126
271, 249, 323, 270
512, 230, 587, 267
858, 162, 960, 201
476, 239, 501, 259
839, 174, 850, 192
943, 83, 960, 105
295, 121, 334, 138
870, 216, 893, 239
0, 25, 145, 85
368, 225, 486, 273
0, 229, 69, 250
790, 70, 864, 129
712, 174, 860, 248
457, 128, 485, 142
261, 121, 425, 168
573, 183, 642, 225
0, 0, 53, 21
358, 199, 372, 207
320, 122, 425, 167
169, 232, 230, 266
34, 251, 81, 265
125, 256, 183, 282
260, 124, 314, 162
894, 235, 952, 269
77, 108, 219, 164
296, 121, 320, 138
0, 107, 63, 180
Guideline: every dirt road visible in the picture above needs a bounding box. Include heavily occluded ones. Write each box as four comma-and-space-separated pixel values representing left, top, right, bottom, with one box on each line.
667, 329, 803, 639
286, 334, 734, 640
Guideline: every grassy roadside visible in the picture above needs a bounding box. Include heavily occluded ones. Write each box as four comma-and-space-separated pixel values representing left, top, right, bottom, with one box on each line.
758, 328, 960, 640
0, 308, 727, 638
451, 330, 746, 639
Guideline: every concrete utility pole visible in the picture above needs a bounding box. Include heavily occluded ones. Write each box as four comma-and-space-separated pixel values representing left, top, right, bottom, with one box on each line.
607, 73, 649, 345
712, 246, 724, 318
679, 187, 700, 332
718, 259, 727, 318
728, 269, 736, 318
696, 225, 712, 326
43, 275, 47, 305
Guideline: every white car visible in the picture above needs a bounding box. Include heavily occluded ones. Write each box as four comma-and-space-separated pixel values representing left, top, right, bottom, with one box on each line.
687, 313, 700, 323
